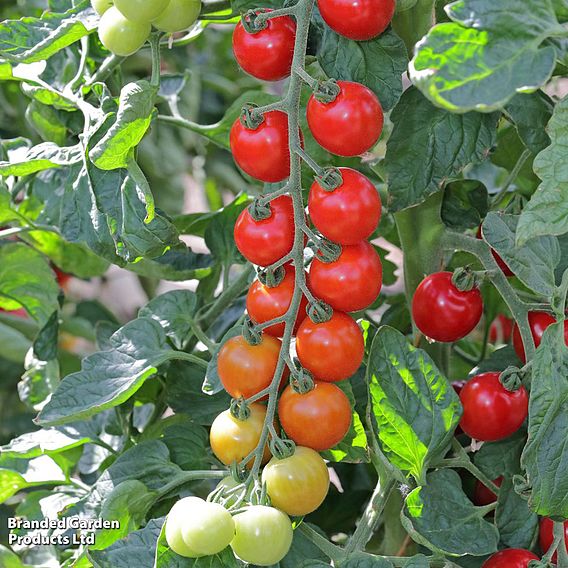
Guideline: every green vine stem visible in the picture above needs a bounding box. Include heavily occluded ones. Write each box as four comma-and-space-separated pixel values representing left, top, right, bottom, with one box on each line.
554, 521, 568, 566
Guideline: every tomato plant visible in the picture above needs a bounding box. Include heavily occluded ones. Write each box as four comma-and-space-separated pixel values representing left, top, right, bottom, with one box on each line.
1, 0, 568, 566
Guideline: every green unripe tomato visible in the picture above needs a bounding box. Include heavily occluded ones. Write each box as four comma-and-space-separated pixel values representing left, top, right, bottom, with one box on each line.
165, 497, 203, 558
152, 0, 201, 33
91, 0, 113, 15
98, 7, 151, 56
114, 0, 170, 23
231, 506, 293, 566
181, 501, 235, 556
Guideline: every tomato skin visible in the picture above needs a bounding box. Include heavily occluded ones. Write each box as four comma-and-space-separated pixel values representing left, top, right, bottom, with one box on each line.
231, 506, 293, 566
278, 382, 352, 451
296, 312, 364, 382
91, 0, 113, 15
262, 446, 330, 516
540, 517, 568, 561
98, 7, 151, 57
473, 476, 503, 506
307, 81, 383, 157
234, 196, 295, 267
218, 335, 286, 399
459, 372, 528, 442
309, 168, 381, 245
230, 110, 293, 182
308, 241, 382, 312
152, 0, 201, 32
246, 265, 308, 337
114, 0, 170, 23
412, 272, 483, 342
512, 311, 568, 363
481, 549, 539, 568
210, 403, 273, 467
233, 11, 296, 81
318, 0, 395, 40
165, 497, 207, 558
489, 314, 513, 344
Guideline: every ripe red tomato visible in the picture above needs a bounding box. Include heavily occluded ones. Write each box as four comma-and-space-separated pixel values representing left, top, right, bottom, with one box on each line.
234, 196, 295, 267
539, 517, 568, 562
489, 314, 513, 344
278, 382, 352, 451
482, 549, 539, 568
307, 81, 383, 157
217, 335, 287, 399
308, 168, 381, 245
477, 226, 514, 277
308, 241, 382, 312
512, 311, 568, 363
473, 476, 503, 506
317, 0, 395, 40
459, 372, 528, 442
232, 10, 296, 81
412, 272, 483, 342
246, 264, 308, 337
296, 311, 364, 382
230, 110, 293, 182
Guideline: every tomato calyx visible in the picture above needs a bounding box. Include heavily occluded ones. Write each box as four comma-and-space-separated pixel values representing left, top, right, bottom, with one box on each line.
230, 397, 251, 421
258, 264, 287, 288
289, 365, 315, 394
452, 266, 482, 292
248, 197, 273, 222
269, 435, 296, 460
243, 317, 263, 346
239, 103, 266, 130
307, 299, 333, 324
313, 78, 341, 103
315, 167, 343, 192
314, 239, 342, 263
241, 8, 272, 34
499, 366, 526, 393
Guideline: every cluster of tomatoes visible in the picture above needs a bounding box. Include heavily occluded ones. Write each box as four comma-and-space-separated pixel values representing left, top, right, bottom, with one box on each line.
91, 0, 201, 57
165, 1, 395, 565
411, 240, 568, 566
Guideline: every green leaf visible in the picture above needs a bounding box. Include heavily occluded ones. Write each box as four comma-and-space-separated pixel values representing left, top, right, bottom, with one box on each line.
482, 213, 560, 296
25, 100, 67, 145
410, 0, 561, 112
517, 95, 568, 244
0, 2, 97, 63
317, 28, 408, 112
88, 517, 164, 568
0, 545, 24, 568
0, 243, 60, 325
0, 142, 82, 176
441, 180, 489, 230
368, 327, 462, 483
474, 429, 525, 479
321, 380, 369, 464
21, 81, 77, 111
401, 469, 499, 557
232, 0, 286, 11
338, 553, 394, 567
90, 81, 158, 171
495, 476, 539, 549
0, 321, 31, 363
385, 88, 498, 211
36, 318, 174, 426
521, 323, 568, 517
160, 420, 209, 470
139, 290, 198, 350
504, 91, 554, 154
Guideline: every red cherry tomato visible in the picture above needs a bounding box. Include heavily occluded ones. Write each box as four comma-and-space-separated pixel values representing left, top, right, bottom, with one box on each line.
308, 241, 382, 312
489, 314, 513, 344
512, 311, 568, 363
53, 266, 71, 290
459, 372, 528, 442
296, 312, 364, 382
246, 264, 308, 337
307, 81, 383, 157
477, 226, 514, 277
278, 382, 352, 451
234, 196, 295, 267
540, 517, 568, 562
482, 549, 539, 568
317, 0, 395, 40
412, 272, 483, 343
233, 10, 296, 81
308, 168, 381, 245
218, 335, 288, 399
230, 110, 293, 182
474, 476, 503, 506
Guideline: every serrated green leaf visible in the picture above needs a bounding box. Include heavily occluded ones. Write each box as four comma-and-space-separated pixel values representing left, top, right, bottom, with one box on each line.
0, 321, 31, 363
401, 469, 499, 556
21, 81, 77, 110
36, 318, 174, 426
474, 429, 525, 479
0, 142, 81, 176
385, 88, 498, 211
442, 180, 489, 230
521, 324, 568, 517
0, 545, 24, 568
410, 0, 561, 112
25, 100, 67, 145
367, 327, 462, 483
338, 552, 394, 567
